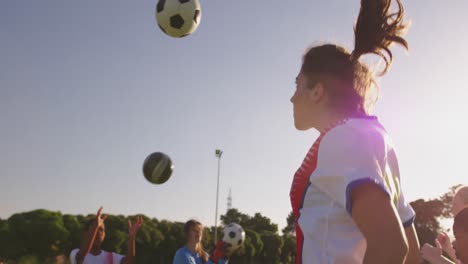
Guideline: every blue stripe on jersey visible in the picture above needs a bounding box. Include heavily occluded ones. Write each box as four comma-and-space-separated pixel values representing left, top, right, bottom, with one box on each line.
402, 215, 415, 228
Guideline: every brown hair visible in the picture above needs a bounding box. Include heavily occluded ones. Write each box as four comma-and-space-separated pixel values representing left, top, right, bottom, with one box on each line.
184, 219, 208, 263
301, 0, 409, 116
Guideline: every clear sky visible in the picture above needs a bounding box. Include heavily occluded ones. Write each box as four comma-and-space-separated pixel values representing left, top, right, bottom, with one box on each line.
1, 0, 467, 232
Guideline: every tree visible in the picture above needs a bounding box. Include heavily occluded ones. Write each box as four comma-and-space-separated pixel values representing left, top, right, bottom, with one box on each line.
220, 208, 250, 226
201, 225, 215, 251
221, 209, 279, 234
280, 234, 296, 264
16, 254, 40, 264
246, 229, 263, 263
7, 210, 69, 261
410, 185, 461, 247
101, 215, 127, 254
157, 220, 184, 263
133, 216, 164, 264
282, 211, 295, 236
228, 228, 263, 264
4, 190, 462, 264
411, 198, 445, 246
61, 214, 82, 256
257, 231, 283, 264
245, 213, 278, 234
0, 219, 21, 261
439, 184, 462, 218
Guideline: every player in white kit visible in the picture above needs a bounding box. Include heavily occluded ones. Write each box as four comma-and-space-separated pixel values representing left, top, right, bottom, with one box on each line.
289, 0, 421, 263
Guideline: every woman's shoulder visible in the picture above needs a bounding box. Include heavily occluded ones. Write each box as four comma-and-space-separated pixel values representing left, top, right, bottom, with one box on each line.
325, 117, 387, 143
319, 117, 390, 158
173, 247, 195, 264
174, 246, 189, 256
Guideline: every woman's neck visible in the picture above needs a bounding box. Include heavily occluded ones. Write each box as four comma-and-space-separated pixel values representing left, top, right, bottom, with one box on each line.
89, 246, 102, 256
315, 111, 347, 133
315, 110, 369, 132
186, 241, 198, 254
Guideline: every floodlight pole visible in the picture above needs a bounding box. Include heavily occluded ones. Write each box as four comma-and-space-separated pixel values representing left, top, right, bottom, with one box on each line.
214, 149, 223, 243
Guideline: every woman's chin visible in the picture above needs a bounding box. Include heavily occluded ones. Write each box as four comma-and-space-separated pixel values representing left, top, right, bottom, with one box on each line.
294, 122, 310, 131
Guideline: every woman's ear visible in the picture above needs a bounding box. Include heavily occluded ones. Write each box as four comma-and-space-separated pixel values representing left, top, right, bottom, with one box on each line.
309, 82, 326, 103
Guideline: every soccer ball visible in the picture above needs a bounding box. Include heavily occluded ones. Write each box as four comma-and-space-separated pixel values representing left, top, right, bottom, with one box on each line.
142, 152, 174, 184
155, 0, 202, 38
222, 223, 245, 253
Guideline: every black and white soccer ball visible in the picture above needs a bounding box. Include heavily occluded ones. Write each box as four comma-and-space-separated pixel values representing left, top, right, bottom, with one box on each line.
222, 223, 245, 253
155, 0, 202, 38
142, 152, 174, 184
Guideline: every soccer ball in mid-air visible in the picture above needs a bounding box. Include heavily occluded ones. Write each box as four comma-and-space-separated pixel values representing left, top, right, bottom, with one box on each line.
222, 223, 246, 253
155, 0, 201, 38
142, 152, 174, 184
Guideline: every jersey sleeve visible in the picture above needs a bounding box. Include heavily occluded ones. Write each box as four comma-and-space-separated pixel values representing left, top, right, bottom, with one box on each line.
69, 249, 78, 264
112, 252, 125, 264
172, 249, 194, 264
396, 186, 415, 227
309, 125, 391, 214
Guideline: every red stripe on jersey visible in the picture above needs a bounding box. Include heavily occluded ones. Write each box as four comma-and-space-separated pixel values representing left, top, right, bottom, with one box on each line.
290, 119, 347, 264
290, 135, 324, 264
290, 139, 322, 218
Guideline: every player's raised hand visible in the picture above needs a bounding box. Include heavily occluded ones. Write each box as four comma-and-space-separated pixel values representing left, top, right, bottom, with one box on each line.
128, 216, 143, 237
437, 232, 450, 248
91, 207, 107, 230
421, 240, 455, 264
210, 240, 229, 263
437, 231, 457, 260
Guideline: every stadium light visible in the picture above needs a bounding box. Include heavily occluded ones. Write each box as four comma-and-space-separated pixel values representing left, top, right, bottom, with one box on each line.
214, 149, 223, 243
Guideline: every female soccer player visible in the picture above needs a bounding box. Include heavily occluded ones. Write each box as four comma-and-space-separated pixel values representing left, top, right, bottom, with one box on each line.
421, 208, 468, 264
421, 185, 468, 264
70, 207, 143, 264
173, 219, 229, 264
452, 208, 468, 264
289, 0, 420, 263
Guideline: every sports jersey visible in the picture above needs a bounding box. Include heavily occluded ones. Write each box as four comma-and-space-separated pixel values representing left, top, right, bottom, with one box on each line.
290, 117, 415, 264
69, 249, 124, 264
173, 246, 228, 264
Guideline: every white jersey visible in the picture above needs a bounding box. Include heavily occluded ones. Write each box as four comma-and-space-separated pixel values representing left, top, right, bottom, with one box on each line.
290, 117, 415, 264
69, 249, 124, 264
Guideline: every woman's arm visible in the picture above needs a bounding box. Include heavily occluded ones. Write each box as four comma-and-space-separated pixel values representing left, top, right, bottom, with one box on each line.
404, 224, 422, 264
351, 182, 409, 264
123, 216, 143, 264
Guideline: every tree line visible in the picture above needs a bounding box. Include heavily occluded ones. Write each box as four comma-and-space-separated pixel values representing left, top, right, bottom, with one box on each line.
0, 186, 459, 264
